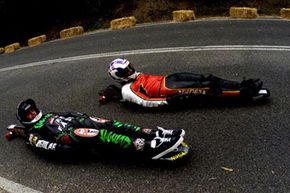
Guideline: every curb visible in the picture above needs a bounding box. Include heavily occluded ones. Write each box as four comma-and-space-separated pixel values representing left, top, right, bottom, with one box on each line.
4, 43, 21, 54
2, 7, 290, 55
60, 26, 84, 39
110, 16, 137, 30
28, 34, 47, 47
230, 7, 259, 19
280, 8, 290, 19
173, 10, 195, 22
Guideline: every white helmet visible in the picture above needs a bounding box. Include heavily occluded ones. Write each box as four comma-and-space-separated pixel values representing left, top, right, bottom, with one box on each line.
108, 58, 138, 82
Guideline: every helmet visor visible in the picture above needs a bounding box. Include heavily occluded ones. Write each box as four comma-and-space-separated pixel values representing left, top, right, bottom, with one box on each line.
115, 64, 135, 78
24, 108, 38, 121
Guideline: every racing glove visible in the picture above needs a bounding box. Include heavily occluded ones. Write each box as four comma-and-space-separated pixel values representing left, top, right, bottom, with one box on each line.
98, 84, 122, 104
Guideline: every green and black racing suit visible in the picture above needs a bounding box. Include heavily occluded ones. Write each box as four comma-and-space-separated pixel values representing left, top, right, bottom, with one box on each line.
26, 112, 149, 152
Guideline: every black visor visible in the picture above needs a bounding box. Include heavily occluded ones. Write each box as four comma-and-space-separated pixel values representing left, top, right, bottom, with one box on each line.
115, 64, 135, 78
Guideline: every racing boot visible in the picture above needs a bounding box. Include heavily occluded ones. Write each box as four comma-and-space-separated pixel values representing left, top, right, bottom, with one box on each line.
142, 126, 185, 138
240, 78, 263, 97
149, 136, 184, 160
155, 126, 185, 137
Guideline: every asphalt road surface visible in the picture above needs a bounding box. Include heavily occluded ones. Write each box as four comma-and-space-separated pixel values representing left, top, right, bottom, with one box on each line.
0, 19, 290, 193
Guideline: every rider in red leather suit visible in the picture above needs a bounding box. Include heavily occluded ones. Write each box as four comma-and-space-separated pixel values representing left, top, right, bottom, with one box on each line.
99, 58, 263, 107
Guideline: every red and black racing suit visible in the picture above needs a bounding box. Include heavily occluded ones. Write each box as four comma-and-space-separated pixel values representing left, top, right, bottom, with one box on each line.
26, 112, 148, 152
121, 72, 242, 107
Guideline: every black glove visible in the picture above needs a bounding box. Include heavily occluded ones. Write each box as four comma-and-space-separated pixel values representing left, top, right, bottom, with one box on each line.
98, 84, 122, 104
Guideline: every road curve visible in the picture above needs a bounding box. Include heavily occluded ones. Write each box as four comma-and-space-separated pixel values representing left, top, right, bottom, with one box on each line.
0, 19, 290, 193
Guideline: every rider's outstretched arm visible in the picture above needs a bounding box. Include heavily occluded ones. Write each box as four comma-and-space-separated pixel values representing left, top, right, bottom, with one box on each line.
98, 84, 123, 104
27, 130, 72, 152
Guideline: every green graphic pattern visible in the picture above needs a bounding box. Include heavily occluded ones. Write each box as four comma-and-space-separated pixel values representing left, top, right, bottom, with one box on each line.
100, 129, 132, 149
113, 121, 141, 132
34, 113, 54, 129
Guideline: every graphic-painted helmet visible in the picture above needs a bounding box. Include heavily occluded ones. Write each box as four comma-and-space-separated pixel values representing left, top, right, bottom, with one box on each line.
108, 58, 137, 82
16, 98, 43, 127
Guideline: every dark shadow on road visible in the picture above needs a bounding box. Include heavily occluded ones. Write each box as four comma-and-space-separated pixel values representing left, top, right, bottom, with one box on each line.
118, 96, 272, 114
29, 144, 193, 170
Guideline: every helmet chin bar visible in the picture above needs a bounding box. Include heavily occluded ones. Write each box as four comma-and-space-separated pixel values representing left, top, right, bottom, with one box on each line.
120, 72, 138, 82
128, 71, 138, 79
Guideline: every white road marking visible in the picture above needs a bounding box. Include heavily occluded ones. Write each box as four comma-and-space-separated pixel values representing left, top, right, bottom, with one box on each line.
1, 45, 290, 73
0, 176, 43, 193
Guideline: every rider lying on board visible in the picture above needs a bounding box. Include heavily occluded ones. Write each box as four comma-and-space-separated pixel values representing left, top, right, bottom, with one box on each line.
99, 58, 264, 107
7, 98, 185, 160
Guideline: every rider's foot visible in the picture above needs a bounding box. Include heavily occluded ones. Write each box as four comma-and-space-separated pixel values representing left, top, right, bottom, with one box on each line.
149, 136, 184, 160
155, 126, 185, 137
240, 78, 263, 97
142, 127, 185, 137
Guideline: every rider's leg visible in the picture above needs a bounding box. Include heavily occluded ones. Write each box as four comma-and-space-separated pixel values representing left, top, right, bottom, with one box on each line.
165, 72, 263, 98
165, 72, 205, 88
165, 72, 240, 90
85, 118, 184, 141
80, 117, 184, 159
204, 74, 263, 97
240, 78, 263, 97
93, 128, 184, 160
